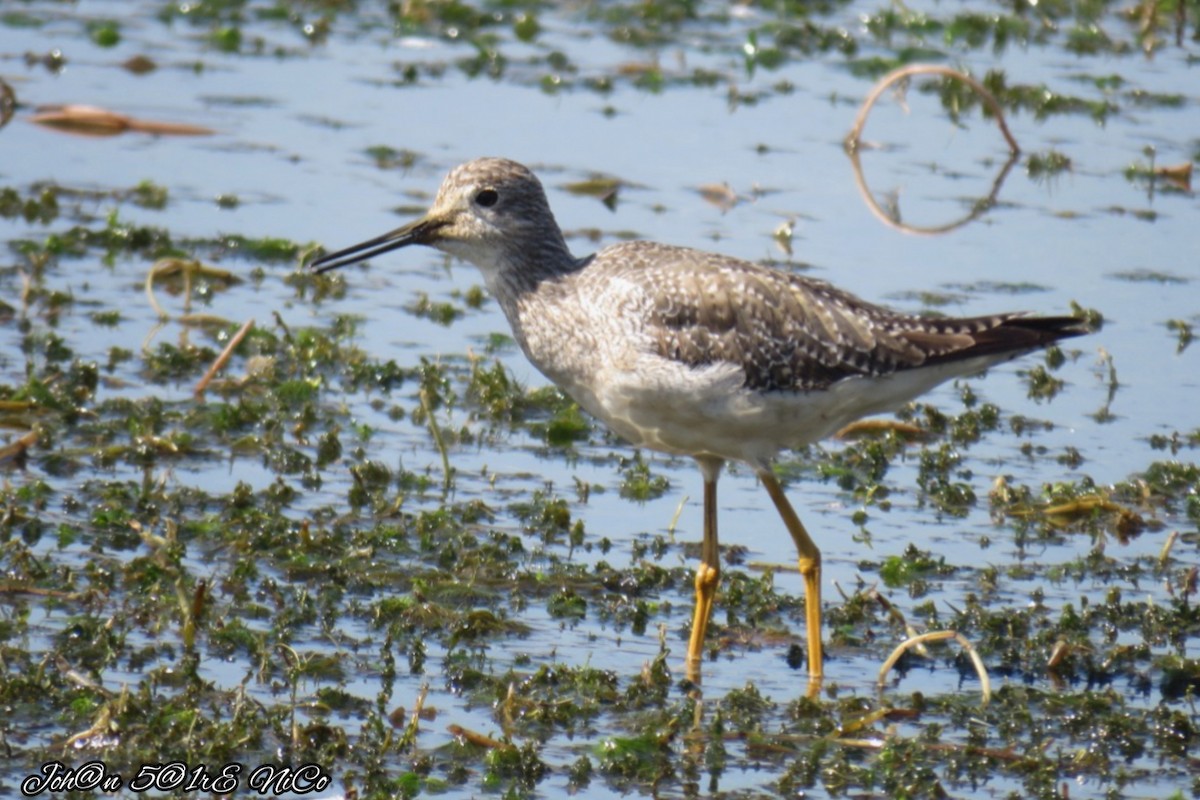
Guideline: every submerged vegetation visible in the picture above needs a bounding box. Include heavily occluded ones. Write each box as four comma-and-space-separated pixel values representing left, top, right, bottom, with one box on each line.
1, 0, 1198, 798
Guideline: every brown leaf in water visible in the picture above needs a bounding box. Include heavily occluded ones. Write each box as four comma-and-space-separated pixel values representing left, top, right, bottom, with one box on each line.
562, 176, 622, 211
835, 419, 928, 440
698, 182, 739, 212
0, 430, 37, 466
447, 724, 514, 751
31, 104, 213, 137
31, 105, 135, 135
1155, 162, 1192, 191
122, 55, 157, 75
615, 61, 658, 77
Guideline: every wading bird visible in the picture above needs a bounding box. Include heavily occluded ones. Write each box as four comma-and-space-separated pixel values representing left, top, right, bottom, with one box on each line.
311, 157, 1087, 687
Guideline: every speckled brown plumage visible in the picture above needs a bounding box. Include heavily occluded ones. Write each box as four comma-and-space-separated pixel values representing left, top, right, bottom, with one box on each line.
580, 240, 1081, 393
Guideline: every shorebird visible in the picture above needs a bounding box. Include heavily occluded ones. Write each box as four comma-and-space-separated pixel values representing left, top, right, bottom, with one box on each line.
310, 157, 1087, 687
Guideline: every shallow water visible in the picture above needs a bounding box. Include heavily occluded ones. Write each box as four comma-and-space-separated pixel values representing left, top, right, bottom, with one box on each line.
2, 0, 1199, 797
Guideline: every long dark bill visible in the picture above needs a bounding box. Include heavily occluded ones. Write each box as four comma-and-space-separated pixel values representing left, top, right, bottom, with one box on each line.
309, 217, 443, 274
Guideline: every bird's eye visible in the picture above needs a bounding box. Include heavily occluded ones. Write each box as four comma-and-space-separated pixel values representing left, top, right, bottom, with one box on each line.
475, 189, 499, 208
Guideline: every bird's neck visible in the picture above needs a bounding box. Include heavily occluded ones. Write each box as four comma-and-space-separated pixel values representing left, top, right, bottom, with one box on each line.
483, 239, 582, 307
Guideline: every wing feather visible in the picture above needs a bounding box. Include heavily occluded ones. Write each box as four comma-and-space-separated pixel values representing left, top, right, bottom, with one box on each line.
595, 242, 1085, 392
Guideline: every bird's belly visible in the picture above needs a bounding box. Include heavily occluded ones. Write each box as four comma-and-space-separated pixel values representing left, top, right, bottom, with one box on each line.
571, 362, 840, 463
561, 357, 998, 465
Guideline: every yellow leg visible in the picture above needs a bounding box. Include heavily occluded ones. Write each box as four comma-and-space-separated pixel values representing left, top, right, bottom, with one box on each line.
685, 458, 723, 684
758, 468, 824, 688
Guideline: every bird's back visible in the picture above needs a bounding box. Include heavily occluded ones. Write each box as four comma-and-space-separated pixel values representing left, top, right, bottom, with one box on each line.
578, 240, 1084, 389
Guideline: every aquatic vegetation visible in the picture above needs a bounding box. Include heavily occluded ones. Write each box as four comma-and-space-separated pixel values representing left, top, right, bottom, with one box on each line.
1, 0, 1197, 797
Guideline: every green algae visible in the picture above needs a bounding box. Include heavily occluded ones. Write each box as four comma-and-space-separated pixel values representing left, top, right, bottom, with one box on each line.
1, 1, 1198, 799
